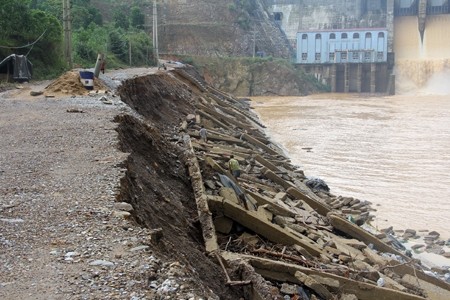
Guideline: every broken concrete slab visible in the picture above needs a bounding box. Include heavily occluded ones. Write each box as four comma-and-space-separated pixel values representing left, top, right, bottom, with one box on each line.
327, 212, 408, 259
294, 271, 333, 299
222, 252, 427, 300
207, 197, 323, 257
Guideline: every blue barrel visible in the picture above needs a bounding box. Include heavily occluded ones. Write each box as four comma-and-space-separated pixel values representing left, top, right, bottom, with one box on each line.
79, 71, 94, 90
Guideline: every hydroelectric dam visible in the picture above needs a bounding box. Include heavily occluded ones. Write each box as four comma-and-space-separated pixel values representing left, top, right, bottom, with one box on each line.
266, 0, 450, 94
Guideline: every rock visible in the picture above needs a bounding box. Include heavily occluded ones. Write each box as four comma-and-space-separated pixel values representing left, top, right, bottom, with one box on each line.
30, 91, 44, 96
380, 226, 393, 234
149, 228, 163, 243
114, 202, 134, 212
340, 294, 358, 300
213, 216, 233, 234
113, 211, 131, 219
305, 178, 329, 192
280, 283, 298, 295
129, 245, 150, 252
186, 114, 196, 121
294, 271, 333, 300
273, 215, 296, 227
239, 233, 259, 247
405, 229, 416, 236
0, 218, 24, 223
411, 244, 425, 250
89, 260, 114, 267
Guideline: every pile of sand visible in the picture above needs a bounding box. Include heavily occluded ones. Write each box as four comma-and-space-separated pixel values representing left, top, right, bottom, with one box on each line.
44, 71, 109, 96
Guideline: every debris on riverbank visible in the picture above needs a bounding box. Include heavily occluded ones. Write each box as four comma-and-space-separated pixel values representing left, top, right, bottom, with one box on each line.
116, 67, 450, 299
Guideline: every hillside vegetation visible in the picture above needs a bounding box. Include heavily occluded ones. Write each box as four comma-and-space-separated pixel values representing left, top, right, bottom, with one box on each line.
0, 0, 325, 95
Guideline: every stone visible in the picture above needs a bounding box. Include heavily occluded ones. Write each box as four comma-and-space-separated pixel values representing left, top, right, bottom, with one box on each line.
339, 254, 353, 263
273, 215, 296, 227
89, 260, 114, 267
257, 206, 273, 222
149, 228, 163, 243
294, 271, 333, 300
113, 211, 131, 219
340, 294, 358, 300
0, 218, 25, 223
204, 180, 216, 190
213, 216, 233, 234
239, 233, 259, 247
129, 245, 150, 252
114, 202, 134, 212
405, 229, 416, 236
280, 283, 298, 295
411, 244, 425, 250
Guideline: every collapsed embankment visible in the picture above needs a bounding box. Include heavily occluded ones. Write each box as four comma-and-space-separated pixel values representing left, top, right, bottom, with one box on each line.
115, 67, 450, 299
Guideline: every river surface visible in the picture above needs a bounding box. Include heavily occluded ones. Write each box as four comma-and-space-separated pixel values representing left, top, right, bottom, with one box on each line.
252, 93, 450, 238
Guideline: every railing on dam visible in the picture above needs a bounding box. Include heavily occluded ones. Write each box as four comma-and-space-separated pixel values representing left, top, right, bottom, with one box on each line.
394, 0, 450, 16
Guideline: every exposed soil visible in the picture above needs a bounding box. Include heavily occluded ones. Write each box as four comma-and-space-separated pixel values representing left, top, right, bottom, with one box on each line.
0, 68, 245, 299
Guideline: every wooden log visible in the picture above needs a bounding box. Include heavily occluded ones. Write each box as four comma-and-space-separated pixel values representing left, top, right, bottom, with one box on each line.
221, 252, 427, 300
207, 197, 323, 257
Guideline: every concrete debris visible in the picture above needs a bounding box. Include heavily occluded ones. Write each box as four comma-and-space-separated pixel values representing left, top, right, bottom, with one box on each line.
163, 68, 450, 299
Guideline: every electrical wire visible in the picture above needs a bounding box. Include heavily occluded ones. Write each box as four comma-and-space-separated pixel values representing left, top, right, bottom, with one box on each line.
0, 29, 48, 50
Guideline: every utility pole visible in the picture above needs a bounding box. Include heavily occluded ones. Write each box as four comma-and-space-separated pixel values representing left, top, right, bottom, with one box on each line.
129, 40, 132, 66
62, 0, 73, 69
252, 30, 256, 58
152, 0, 159, 67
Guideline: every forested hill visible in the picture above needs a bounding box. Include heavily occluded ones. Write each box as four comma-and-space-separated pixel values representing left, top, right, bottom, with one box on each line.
1, 1, 325, 95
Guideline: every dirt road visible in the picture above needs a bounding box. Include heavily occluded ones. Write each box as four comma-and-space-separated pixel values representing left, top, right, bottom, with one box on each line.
0, 68, 234, 299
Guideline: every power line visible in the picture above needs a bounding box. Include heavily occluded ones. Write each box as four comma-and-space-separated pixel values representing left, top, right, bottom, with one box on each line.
0, 29, 48, 50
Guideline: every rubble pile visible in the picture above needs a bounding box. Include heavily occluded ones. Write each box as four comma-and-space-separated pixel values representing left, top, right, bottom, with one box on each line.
170, 68, 450, 300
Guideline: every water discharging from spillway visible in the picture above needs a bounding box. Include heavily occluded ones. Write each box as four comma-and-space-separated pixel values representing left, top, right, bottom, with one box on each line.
394, 15, 450, 94
252, 16, 450, 238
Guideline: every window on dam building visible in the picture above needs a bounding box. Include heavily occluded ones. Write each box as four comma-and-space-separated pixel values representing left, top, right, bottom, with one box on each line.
296, 29, 388, 64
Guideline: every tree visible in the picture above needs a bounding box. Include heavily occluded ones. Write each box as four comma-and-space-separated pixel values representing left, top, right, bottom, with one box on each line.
113, 8, 129, 30
130, 6, 145, 29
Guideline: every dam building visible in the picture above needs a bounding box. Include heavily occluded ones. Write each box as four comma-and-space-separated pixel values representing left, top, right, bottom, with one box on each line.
267, 0, 450, 94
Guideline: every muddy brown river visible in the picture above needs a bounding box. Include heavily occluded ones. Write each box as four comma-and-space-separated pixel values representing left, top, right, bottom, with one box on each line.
252, 93, 450, 238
